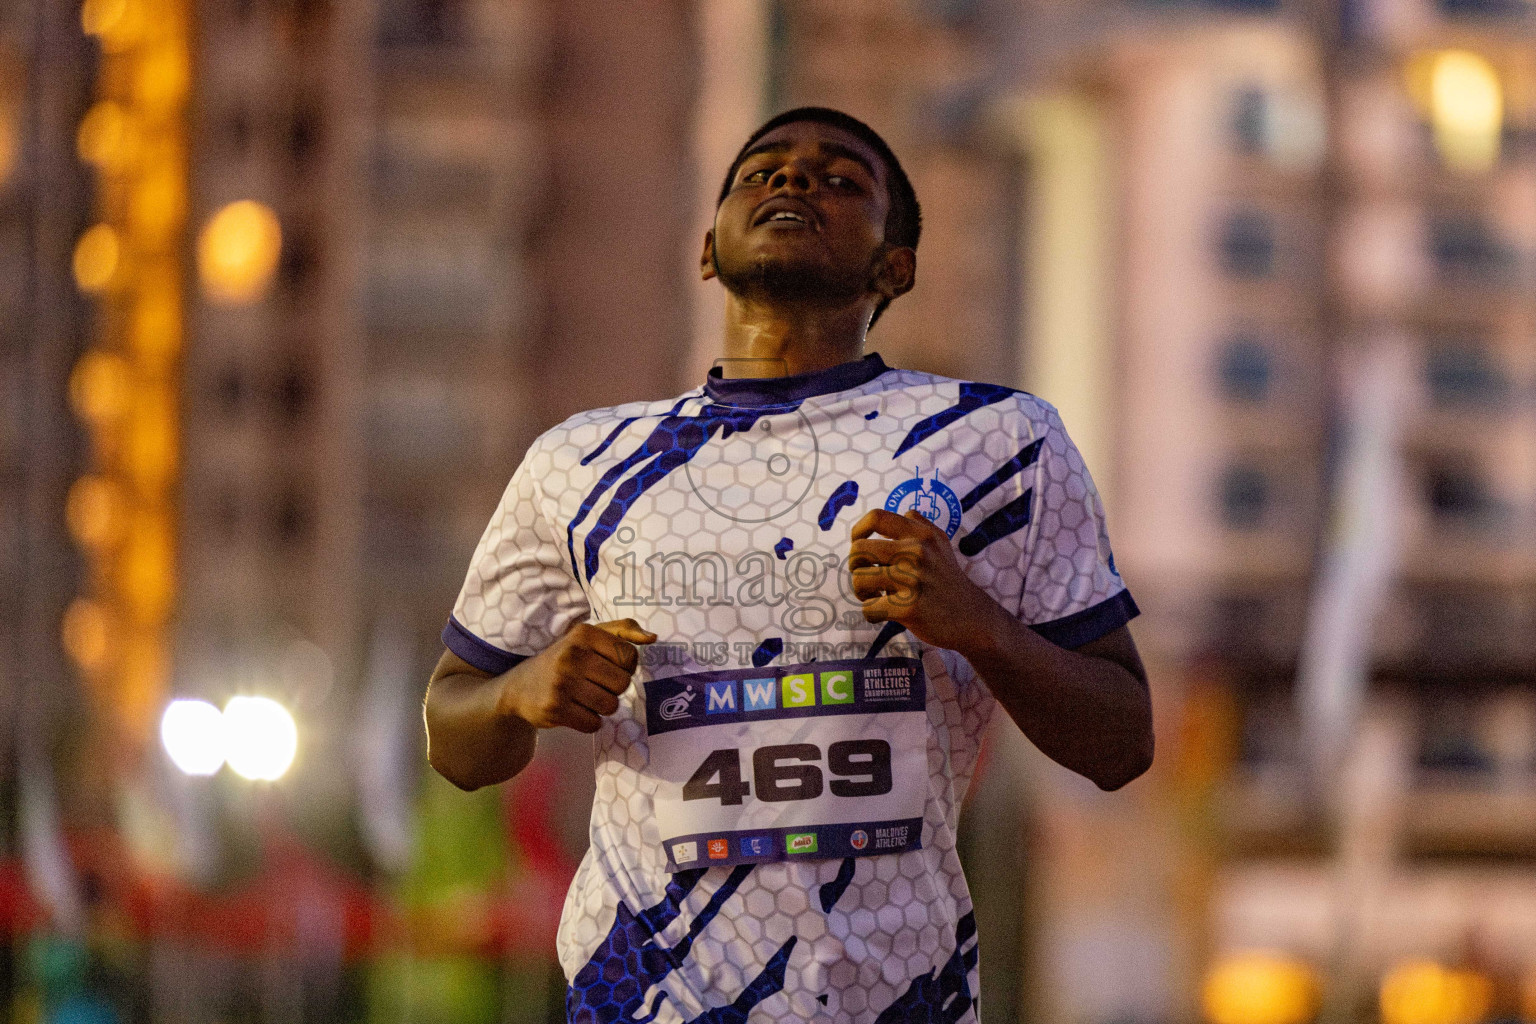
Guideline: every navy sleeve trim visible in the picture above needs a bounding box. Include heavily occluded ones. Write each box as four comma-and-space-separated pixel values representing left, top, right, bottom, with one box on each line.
442, 615, 530, 676
1029, 589, 1140, 649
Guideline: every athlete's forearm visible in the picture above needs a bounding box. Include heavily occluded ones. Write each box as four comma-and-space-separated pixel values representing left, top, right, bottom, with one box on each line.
425, 654, 538, 791
953, 604, 1153, 791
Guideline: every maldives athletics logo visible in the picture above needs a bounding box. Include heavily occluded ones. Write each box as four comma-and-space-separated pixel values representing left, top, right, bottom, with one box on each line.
849, 829, 869, 851
885, 475, 962, 538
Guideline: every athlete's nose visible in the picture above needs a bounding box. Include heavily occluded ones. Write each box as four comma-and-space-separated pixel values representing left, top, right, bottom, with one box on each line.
768, 162, 813, 192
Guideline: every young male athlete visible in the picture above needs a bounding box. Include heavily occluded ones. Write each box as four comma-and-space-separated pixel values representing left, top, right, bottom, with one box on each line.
426, 107, 1153, 1023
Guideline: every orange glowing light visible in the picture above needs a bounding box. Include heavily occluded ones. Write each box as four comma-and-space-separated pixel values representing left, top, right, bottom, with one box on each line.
118, 635, 168, 741
72, 224, 121, 293
130, 274, 182, 366
80, 0, 141, 52
1202, 951, 1320, 1024
133, 40, 190, 113
119, 513, 174, 625
1380, 961, 1493, 1024
125, 390, 177, 493
61, 599, 112, 671
130, 169, 186, 248
77, 101, 135, 170
197, 200, 282, 305
66, 476, 125, 548
69, 350, 131, 423
0, 100, 16, 189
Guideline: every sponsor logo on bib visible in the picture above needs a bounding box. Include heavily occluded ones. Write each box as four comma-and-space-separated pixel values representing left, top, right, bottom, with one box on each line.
781, 674, 816, 708
672, 841, 697, 864
705, 680, 737, 714
658, 688, 696, 721
819, 670, 854, 705
786, 832, 818, 855
850, 829, 869, 851
740, 835, 773, 857
742, 678, 777, 712
707, 838, 729, 859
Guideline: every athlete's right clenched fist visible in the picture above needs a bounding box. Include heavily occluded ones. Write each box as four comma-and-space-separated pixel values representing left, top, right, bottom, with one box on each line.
498, 619, 656, 733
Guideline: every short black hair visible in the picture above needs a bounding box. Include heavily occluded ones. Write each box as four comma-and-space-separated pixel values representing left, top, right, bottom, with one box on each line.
716, 106, 921, 328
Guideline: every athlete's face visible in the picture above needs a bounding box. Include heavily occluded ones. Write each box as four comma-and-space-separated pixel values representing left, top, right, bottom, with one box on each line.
703, 121, 913, 310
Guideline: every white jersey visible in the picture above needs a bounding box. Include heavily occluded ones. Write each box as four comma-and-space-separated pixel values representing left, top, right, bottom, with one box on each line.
444, 353, 1136, 1024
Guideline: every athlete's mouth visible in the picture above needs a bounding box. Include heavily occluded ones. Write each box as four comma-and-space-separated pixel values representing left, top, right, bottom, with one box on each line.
752, 198, 819, 230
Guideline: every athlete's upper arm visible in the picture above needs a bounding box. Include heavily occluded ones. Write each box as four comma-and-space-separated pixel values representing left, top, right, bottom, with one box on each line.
430, 647, 492, 686
1070, 625, 1147, 688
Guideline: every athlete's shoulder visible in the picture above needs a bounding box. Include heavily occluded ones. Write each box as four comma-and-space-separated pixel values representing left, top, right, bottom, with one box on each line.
525, 387, 708, 465
873, 366, 1060, 435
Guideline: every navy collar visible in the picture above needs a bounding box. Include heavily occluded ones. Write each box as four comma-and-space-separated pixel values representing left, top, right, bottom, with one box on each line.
704, 352, 890, 407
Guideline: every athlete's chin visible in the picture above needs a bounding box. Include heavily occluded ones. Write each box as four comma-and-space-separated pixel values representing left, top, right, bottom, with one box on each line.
717, 253, 864, 306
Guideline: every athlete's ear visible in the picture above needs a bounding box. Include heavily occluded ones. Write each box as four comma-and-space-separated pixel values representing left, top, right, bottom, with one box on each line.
700, 229, 717, 281
871, 246, 915, 302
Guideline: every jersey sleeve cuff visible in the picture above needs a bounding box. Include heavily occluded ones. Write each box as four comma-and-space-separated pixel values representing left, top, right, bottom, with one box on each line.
442, 615, 530, 676
1028, 589, 1140, 649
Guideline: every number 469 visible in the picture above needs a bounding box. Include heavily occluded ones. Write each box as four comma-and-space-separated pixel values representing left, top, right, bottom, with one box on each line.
681, 740, 892, 805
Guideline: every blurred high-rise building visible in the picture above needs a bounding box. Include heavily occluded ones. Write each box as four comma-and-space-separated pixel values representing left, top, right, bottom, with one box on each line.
760, 1, 1536, 1022
1000, 1, 1536, 1022
178, 0, 701, 776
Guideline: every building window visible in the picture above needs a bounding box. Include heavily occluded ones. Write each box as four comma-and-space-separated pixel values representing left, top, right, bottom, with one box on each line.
1427, 217, 1514, 282
377, 0, 467, 46
1219, 464, 1270, 528
1438, 0, 1528, 16
1425, 342, 1507, 409
214, 365, 246, 418
287, 98, 322, 166
278, 226, 317, 293
274, 359, 313, 427
1232, 87, 1267, 155
1417, 695, 1493, 776
272, 487, 312, 546
1217, 337, 1273, 402
1425, 465, 1499, 527
1219, 211, 1276, 278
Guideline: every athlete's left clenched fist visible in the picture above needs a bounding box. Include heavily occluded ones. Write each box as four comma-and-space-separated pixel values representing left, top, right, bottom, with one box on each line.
847, 508, 1005, 651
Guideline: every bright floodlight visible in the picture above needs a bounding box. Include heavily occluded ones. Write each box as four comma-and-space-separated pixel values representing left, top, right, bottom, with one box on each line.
223, 696, 298, 781
160, 699, 226, 776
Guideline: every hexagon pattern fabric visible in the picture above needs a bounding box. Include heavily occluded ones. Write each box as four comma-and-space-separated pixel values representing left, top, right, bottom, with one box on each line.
445, 354, 1135, 1023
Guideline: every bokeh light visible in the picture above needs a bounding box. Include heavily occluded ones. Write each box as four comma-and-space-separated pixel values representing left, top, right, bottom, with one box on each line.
72, 223, 121, 293
80, 0, 141, 52
159, 699, 225, 776
133, 40, 190, 113
1429, 50, 1502, 173
68, 350, 131, 424
197, 200, 282, 305
130, 168, 186, 246
76, 101, 135, 170
60, 598, 111, 672
1202, 951, 1320, 1024
0, 97, 15, 188
65, 476, 125, 548
124, 388, 178, 493
118, 512, 174, 625
1380, 961, 1493, 1024
222, 696, 298, 781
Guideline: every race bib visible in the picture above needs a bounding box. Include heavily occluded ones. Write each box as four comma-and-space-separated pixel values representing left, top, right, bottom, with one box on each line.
644, 657, 927, 869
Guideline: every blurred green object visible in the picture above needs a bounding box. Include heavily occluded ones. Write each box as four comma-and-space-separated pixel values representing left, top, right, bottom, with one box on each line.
367, 768, 510, 1024
22, 936, 119, 1024
368, 954, 501, 1024
25, 935, 85, 999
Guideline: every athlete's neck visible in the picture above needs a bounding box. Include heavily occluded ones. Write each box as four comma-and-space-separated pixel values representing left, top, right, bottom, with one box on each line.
718, 293, 875, 377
